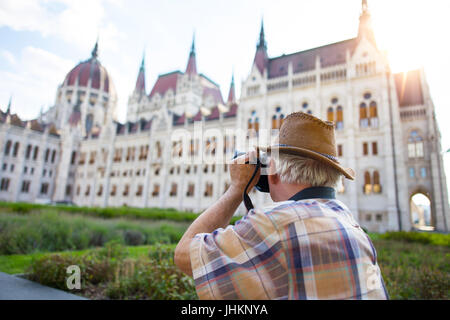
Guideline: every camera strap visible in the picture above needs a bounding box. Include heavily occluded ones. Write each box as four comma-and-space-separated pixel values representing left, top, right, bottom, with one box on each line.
243, 161, 262, 212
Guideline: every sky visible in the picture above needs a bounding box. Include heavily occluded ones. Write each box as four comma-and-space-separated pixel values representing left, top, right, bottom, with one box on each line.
1, 0, 450, 200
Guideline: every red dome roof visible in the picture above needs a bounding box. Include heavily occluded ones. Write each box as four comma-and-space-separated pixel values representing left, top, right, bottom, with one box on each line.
62, 43, 111, 93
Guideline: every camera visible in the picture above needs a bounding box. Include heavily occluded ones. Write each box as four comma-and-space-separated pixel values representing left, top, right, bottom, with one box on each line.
232, 151, 270, 193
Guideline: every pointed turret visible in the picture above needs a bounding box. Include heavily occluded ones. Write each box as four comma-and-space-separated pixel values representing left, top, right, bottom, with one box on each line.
185, 34, 197, 76
357, 0, 376, 45
253, 19, 268, 74
227, 73, 236, 104
134, 51, 146, 94
91, 38, 99, 59
6, 95, 12, 115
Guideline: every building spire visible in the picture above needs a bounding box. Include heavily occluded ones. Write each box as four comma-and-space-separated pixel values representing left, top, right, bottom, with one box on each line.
140, 50, 145, 70
6, 95, 12, 114
227, 72, 236, 104
135, 50, 146, 94
190, 32, 196, 55
357, 0, 376, 45
257, 18, 267, 50
253, 18, 268, 74
91, 37, 99, 59
185, 33, 197, 76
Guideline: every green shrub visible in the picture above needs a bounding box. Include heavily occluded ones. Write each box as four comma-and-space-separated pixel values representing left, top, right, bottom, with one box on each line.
105, 245, 196, 300
374, 239, 450, 299
380, 231, 450, 247
26, 243, 197, 300
28, 254, 83, 290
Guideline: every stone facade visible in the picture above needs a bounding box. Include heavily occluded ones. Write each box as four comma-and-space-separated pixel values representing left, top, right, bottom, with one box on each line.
0, 1, 448, 232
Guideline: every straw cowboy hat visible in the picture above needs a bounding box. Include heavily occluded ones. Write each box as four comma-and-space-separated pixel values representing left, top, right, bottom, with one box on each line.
258, 112, 355, 180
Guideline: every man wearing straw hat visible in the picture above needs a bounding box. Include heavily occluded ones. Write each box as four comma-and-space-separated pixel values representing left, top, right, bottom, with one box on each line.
175, 112, 388, 300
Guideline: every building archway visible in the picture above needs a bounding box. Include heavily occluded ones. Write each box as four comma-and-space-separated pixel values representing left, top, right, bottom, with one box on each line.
410, 192, 434, 231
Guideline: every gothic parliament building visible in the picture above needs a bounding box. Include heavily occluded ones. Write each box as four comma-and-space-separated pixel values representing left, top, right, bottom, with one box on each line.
0, 1, 448, 233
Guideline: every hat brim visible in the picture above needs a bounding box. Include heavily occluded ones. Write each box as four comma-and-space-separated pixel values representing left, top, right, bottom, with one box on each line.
258, 145, 355, 180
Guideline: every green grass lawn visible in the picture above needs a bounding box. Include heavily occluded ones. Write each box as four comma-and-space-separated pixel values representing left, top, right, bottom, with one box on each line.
0, 245, 164, 275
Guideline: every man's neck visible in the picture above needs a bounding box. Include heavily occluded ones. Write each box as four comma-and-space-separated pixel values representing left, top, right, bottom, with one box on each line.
278, 183, 312, 202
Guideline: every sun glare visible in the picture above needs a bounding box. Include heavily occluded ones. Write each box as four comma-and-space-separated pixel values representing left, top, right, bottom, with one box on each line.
372, 1, 428, 73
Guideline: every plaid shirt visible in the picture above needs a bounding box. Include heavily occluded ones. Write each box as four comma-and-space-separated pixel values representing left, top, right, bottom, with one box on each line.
190, 197, 389, 300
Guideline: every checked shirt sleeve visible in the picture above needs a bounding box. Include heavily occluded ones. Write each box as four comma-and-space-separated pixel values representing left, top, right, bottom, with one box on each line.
189, 208, 288, 300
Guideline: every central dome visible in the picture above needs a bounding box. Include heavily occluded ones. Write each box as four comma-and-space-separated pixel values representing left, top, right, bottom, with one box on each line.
62, 42, 111, 93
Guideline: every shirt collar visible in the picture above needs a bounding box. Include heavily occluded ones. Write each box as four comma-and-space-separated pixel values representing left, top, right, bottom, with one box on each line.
288, 186, 336, 201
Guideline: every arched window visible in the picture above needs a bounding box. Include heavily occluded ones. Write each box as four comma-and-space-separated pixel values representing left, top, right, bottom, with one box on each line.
248, 110, 258, 132
123, 184, 129, 196
12, 142, 20, 157
336, 106, 344, 130
253, 117, 260, 133
363, 170, 382, 195
152, 184, 160, 197
211, 137, 217, 156
33, 146, 39, 160
408, 131, 424, 158
45, 148, 50, 162
71, 151, 77, 165
360, 103, 368, 128
156, 141, 162, 158
327, 107, 334, 122
136, 185, 143, 196
97, 185, 103, 196
65, 185, 72, 196
204, 182, 213, 197
4, 140, 12, 156
170, 183, 178, 197
26, 145, 32, 159
373, 171, 381, 193
248, 118, 253, 130
369, 101, 378, 118
364, 171, 372, 194
85, 185, 90, 196
110, 185, 117, 196
361, 92, 378, 129
272, 107, 284, 129
369, 101, 378, 128
186, 183, 195, 197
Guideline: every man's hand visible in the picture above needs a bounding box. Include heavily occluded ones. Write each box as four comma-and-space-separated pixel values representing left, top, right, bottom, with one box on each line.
174, 152, 260, 276
229, 150, 261, 194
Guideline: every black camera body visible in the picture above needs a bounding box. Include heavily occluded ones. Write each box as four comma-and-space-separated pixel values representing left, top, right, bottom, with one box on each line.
232, 151, 270, 193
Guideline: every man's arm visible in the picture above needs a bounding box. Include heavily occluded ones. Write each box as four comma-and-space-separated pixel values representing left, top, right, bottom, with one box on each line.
174, 152, 259, 276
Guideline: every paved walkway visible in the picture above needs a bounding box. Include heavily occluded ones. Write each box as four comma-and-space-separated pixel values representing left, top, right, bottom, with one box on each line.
0, 272, 87, 300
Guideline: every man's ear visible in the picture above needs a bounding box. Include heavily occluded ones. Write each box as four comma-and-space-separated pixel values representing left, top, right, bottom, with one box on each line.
268, 158, 279, 185
268, 172, 279, 186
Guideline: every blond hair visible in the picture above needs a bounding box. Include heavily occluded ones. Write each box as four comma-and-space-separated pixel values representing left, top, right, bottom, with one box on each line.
273, 153, 342, 188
